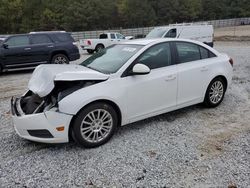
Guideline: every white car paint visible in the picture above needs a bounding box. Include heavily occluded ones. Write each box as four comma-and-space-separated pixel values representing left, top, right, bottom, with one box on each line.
13, 110, 72, 143
11, 38, 233, 143
28, 64, 109, 97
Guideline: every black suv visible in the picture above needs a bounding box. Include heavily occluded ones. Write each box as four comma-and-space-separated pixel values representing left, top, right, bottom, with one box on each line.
0, 31, 80, 73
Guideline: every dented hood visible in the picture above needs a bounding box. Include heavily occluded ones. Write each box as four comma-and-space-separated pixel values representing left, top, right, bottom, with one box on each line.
28, 64, 109, 97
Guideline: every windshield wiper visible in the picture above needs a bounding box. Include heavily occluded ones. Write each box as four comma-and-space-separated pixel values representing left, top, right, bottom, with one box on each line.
86, 65, 104, 73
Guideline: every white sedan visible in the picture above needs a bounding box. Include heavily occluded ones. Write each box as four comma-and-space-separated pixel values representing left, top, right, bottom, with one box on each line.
11, 38, 233, 148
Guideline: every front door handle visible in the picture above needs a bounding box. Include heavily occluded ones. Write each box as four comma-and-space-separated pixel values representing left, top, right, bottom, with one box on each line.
165, 75, 177, 81
24, 47, 31, 50
47, 45, 54, 48
201, 66, 208, 72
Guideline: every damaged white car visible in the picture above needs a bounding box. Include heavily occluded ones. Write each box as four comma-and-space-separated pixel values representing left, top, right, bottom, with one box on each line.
11, 39, 233, 148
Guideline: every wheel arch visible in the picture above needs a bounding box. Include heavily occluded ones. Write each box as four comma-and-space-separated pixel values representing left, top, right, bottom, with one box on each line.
50, 50, 69, 62
68, 99, 122, 140
203, 75, 228, 101
211, 75, 228, 91
95, 43, 105, 49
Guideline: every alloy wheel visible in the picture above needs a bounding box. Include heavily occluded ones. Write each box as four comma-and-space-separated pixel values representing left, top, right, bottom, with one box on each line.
209, 80, 224, 104
54, 56, 67, 64
80, 109, 113, 143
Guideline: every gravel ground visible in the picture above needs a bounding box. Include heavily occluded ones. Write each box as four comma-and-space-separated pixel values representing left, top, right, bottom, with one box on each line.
0, 42, 250, 188
215, 25, 250, 37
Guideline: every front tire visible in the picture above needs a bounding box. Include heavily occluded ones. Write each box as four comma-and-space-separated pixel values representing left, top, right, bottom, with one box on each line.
51, 54, 69, 64
203, 77, 226, 107
72, 102, 118, 148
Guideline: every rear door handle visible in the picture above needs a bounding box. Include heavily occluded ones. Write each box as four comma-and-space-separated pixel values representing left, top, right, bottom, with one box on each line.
201, 66, 208, 72
47, 45, 54, 48
24, 47, 31, 50
165, 75, 177, 81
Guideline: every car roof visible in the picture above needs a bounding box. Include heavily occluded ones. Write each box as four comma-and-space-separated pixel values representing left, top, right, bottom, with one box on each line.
123, 38, 219, 57
0, 35, 8, 39
4, 32, 68, 38
29, 31, 67, 34
121, 38, 200, 46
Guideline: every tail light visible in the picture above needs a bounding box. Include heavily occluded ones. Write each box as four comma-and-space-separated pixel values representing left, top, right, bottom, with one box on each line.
229, 58, 234, 67
72, 42, 78, 47
87, 40, 91, 45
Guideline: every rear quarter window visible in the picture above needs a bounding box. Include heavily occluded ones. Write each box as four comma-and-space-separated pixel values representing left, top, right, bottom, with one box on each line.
209, 51, 216, 58
200, 46, 209, 59
199, 46, 217, 59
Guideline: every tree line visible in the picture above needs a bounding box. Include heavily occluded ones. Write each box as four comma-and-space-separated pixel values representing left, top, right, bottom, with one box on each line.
0, 0, 249, 34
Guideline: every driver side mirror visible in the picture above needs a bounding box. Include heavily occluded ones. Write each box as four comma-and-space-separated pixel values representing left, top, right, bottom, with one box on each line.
2, 43, 8, 49
131, 63, 150, 75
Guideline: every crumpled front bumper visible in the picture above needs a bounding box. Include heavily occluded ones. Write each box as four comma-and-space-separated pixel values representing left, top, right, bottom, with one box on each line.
11, 97, 73, 143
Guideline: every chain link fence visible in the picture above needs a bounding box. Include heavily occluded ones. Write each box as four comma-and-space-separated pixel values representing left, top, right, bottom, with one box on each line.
71, 17, 250, 41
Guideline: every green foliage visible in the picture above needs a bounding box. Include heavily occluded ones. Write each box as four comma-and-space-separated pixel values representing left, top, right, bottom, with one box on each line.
0, 0, 249, 34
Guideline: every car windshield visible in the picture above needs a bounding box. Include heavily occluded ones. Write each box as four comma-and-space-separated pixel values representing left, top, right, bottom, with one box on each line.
146, 28, 167, 38
81, 44, 142, 74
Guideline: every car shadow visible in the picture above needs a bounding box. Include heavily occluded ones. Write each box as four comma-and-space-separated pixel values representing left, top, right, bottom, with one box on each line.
117, 104, 206, 134
14, 104, 207, 151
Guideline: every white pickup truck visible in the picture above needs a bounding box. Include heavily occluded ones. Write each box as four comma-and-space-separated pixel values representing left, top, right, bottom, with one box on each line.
80, 33, 131, 54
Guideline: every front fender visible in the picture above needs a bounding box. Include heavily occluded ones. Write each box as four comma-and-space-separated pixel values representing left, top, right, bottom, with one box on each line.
58, 82, 125, 117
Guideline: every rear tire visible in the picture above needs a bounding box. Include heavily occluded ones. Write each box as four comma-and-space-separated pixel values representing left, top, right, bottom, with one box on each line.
51, 54, 69, 64
95, 44, 104, 52
72, 102, 118, 148
203, 77, 226, 107
87, 49, 94, 54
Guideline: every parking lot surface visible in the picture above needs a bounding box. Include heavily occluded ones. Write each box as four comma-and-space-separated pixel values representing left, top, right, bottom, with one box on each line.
0, 42, 249, 187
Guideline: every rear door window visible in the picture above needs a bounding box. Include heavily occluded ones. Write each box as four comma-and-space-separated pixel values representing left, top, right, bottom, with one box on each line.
176, 42, 201, 63
31, 34, 52, 44
6, 35, 30, 47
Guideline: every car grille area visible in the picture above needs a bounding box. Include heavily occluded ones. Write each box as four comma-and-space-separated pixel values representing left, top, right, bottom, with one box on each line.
27, 129, 54, 138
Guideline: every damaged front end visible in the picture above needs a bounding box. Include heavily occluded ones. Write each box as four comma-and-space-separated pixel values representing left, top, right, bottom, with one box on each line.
11, 64, 110, 143
11, 80, 103, 143
13, 80, 100, 116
